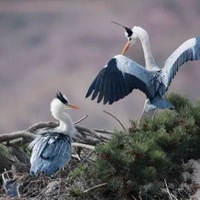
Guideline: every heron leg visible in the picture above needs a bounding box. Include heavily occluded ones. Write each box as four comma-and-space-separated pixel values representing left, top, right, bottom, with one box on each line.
140, 98, 157, 121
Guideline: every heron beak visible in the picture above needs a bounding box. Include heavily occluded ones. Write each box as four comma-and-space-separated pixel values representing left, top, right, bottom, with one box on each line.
121, 40, 131, 55
67, 104, 80, 109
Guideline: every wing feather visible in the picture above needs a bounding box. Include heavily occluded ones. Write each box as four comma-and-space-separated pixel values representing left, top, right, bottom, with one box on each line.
41, 134, 71, 159
86, 55, 154, 104
162, 37, 200, 90
30, 133, 71, 176
31, 133, 71, 160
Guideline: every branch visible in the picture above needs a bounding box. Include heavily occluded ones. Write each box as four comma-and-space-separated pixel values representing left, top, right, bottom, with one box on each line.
76, 125, 111, 141
163, 179, 178, 200
74, 115, 88, 125
94, 128, 114, 134
72, 143, 95, 150
103, 110, 126, 130
83, 183, 107, 193
0, 114, 113, 146
27, 121, 57, 133
0, 131, 35, 143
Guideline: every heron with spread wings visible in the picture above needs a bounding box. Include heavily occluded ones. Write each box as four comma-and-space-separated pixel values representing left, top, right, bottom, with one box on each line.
86, 22, 200, 111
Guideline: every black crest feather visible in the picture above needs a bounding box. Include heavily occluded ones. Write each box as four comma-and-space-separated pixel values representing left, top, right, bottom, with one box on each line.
111, 21, 133, 37
56, 91, 68, 104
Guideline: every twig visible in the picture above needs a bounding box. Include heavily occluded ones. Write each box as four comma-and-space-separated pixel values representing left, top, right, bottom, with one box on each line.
163, 179, 177, 200
103, 110, 126, 130
0, 118, 112, 147
83, 182, 107, 193
94, 128, 114, 134
74, 115, 88, 125
4, 169, 10, 179
2, 169, 12, 182
71, 154, 81, 161
72, 143, 95, 150
0, 131, 35, 143
27, 121, 57, 133
76, 126, 111, 141
131, 195, 138, 200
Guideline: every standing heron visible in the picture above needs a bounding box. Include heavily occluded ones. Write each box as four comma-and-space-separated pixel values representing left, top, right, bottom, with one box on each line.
86, 22, 200, 111
29, 91, 79, 176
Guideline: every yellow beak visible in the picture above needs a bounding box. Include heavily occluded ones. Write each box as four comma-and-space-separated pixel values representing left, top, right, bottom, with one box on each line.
121, 40, 131, 55
67, 104, 80, 109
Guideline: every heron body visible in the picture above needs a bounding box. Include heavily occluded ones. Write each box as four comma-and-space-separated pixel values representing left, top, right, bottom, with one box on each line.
86, 25, 200, 111
29, 92, 79, 176
30, 132, 71, 176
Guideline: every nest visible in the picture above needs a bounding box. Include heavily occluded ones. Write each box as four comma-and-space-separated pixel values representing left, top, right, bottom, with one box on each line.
1, 150, 100, 199
0, 114, 117, 199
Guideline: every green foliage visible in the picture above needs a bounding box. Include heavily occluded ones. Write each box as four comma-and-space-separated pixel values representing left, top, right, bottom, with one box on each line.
94, 93, 200, 199
70, 187, 84, 197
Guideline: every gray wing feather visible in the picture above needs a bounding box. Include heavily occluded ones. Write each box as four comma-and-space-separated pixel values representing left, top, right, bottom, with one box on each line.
162, 37, 200, 90
86, 55, 157, 104
30, 133, 71, 160
115, 55, 157, 98
30, 132, 71, 176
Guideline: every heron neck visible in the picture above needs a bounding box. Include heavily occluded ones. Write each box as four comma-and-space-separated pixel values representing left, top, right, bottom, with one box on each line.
53, 110, 75, 137
135, 27, 157, 70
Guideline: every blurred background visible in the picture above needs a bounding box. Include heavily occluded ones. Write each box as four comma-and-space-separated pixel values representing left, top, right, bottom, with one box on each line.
0, 0, 200, 133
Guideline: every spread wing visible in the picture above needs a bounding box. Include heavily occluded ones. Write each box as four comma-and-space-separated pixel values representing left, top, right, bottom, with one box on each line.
85, 55, 156, 105
162, 37, 200, 90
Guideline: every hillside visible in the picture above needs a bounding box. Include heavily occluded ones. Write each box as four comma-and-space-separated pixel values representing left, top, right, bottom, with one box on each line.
0, 0, 200, 133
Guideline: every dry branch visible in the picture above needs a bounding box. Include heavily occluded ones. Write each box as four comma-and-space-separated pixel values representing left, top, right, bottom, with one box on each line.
72, 143, 95, 150
74, 115, 88, 125
103, 110, 126, 130
0, 131, 35, 143
27, 121, 57, 133
83, 182, 107, 193
0, 115, 114, 153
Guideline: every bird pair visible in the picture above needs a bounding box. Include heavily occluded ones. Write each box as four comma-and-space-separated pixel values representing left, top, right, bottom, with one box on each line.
30, 23, 200, 177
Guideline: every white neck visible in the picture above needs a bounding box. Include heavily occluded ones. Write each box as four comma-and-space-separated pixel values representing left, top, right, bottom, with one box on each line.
133, 26, 157, 70
56, 112, 76, 137
50, 99, 76, 137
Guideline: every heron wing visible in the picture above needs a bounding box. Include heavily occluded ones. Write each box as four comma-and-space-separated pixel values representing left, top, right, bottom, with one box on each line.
162, 37, 200, 90
31, 133, 71, 160
30, 133, 71, 176
85, 55, 155, 104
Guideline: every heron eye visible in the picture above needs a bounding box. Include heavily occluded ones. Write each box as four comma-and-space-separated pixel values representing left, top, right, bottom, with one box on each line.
125, 28, 133, 37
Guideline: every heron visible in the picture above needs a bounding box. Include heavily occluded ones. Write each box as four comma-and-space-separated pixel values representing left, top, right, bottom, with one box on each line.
86, 22, 200, 111
29, 91, 79, 176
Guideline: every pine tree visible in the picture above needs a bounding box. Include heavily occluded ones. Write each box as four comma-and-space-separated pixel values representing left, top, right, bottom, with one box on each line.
94, 93, 200, 199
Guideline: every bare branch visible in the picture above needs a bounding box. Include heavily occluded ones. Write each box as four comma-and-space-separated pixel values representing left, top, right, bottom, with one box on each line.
94, 128, 114, 134
163, 179, 178, 200
83, 182, 107, 193
76, 125, 111, 141
0, 115, 113, 148
0, 131, 35, 143
27, 121, 57, 133
74, 115, 88, 125
72, 142, 95, 150
103, 110, 126, 130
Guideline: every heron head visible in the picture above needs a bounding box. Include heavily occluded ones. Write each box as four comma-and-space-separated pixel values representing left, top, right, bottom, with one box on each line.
111, 21, 137, 55
56, 91, 68, 105
51, 91, 79, 113
122, 31, 137, 55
